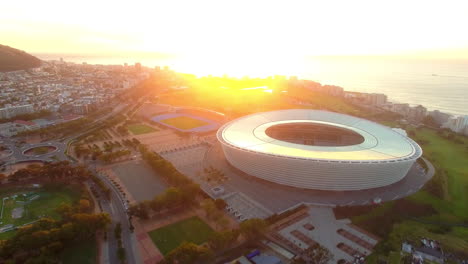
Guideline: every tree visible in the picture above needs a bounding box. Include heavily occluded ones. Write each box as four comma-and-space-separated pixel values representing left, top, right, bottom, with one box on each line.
214, 198, 227, 210
201, 199, 218, 219
423, 115, 439, 128
163, 242, 214, 264
300, 244, 333, 264
128, 203, 149, 219
208, 230, 239, 251
117, 247, 126, 263
78, 199, 91, 213
239, 218, 267, 241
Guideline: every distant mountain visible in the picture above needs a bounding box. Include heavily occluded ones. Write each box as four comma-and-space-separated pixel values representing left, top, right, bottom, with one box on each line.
0, 44, 41, 72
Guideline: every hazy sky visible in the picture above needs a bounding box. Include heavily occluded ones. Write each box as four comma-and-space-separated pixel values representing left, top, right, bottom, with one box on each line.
2, 0, 468, 58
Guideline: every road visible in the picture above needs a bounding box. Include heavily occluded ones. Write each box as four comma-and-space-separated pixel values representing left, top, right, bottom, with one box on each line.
0, 101, 142, 264
203, 142, 436, 214
90, 167, 140, 264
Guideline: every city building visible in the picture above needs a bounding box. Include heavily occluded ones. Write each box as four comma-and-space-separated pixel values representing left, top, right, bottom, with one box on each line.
443, 115, 468, 134
428, 110, 451, 126
407, 105, 427, 123
217, 109, 422, 191
368, 93, 387, 105
391, 103, 410, 116
0, 104, 34, 119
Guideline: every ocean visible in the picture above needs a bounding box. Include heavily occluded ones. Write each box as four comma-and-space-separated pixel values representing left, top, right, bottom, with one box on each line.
35, 53, 468, 116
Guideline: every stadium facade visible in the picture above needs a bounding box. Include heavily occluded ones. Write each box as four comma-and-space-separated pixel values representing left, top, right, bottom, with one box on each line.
217, 109, 422, 191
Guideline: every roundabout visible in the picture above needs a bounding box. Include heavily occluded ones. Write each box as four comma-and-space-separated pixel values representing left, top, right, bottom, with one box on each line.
0, 139, 68, 167
23, 145, 58, 156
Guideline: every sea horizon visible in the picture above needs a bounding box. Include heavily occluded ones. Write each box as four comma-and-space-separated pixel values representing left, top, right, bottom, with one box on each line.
35, 53, 468, 116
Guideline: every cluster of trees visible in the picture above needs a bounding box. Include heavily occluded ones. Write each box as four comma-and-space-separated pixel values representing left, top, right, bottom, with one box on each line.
102, 114, 126, 128
201, 198, 230, 228
122, 138, 141, 148
90, 174, 111, 199
102, 140, 122, 152
98, 149, 131, 163
128, 186, 199, 219
18, 117, 90, 139
116, 125, 129, 136
203, 166, 227, 183
83, 129, 113, 143
7, 161, 91, 183
139, 145, 200, 189
75, 141, 133, 163
160, 242, 214, 264
0, 202, 111, 263
292, 244, 333, 264
0, 110, 51, 123
161, 218, 268, 264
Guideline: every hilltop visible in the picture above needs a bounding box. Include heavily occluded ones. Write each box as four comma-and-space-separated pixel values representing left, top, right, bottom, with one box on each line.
0, 44, 41, 72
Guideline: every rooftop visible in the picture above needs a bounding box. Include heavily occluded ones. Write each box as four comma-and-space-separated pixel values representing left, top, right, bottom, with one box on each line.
218, 109, 422, 162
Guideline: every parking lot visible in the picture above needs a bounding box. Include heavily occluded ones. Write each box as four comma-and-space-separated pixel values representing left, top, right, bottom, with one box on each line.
110, 160, 168, 202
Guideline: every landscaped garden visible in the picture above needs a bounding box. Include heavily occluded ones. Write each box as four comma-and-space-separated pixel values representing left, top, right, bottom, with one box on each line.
126, 123, 157, 135
148, 216, 214, 255
159, 116, 208, 130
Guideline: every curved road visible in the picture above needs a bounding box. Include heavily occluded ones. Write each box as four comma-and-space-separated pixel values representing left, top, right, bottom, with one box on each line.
204, 142, 435, 213
0, 101, 141, 264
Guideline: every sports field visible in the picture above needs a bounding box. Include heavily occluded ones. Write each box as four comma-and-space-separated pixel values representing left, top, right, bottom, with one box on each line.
148, 216, 214, 255
126, 123, 157, 135
159, 116, 209, 130
0, 188, 78, 240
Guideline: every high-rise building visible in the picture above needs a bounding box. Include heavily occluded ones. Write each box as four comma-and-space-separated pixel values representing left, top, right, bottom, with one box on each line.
444, 115, 468, 133
135, 62, 142, 72
369, 93, 387, 105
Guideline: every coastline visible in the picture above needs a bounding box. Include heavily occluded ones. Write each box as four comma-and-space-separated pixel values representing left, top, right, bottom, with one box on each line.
35, 54, 468, 117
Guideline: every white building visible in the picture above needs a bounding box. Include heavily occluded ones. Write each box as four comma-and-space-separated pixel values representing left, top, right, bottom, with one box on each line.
443, 115, 468, 134
217, 109, 422, 191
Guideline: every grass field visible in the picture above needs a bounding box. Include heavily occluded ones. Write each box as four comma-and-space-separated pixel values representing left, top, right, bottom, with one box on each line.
407, 127, 468, 219
159, 116, 208, 130
0, 188, 79, 240
61, 240, 97, 264
388, 251, 401, 264
126, 123, 157, 135
148, 216, 214, 255
358, 127, 468, 261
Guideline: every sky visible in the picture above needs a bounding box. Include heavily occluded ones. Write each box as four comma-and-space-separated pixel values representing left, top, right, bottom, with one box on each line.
2, 0, 468, 59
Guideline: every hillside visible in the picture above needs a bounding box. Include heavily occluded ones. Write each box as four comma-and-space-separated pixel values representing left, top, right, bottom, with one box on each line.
0, 44, 41, 72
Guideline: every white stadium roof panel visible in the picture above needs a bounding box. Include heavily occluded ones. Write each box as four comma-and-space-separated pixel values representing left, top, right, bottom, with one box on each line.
219, 109, 420, 162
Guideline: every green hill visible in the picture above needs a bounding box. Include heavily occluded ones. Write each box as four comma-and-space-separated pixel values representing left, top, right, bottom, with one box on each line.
0, 44, 41, 72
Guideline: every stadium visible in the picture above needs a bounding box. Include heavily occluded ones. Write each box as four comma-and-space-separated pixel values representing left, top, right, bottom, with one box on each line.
217, 109, 423, 191
139, 103, 225, 133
